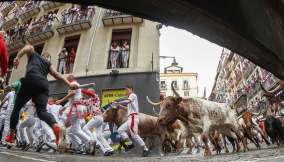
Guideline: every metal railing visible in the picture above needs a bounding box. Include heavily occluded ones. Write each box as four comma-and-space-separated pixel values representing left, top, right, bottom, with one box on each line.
4, 25, 28, 45
60, 7, 95, 26
104, 10, 128, 17
19, 1, 40, 15
27, 18, 55, 36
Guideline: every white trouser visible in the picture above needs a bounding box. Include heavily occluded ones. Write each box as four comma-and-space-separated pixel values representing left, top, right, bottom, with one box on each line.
19, 117, 35, 144
70, 114, 90, 144
1, 108, 13, 143
34, 118, 56, 143
118, 114, 146, 147
0, 114, 5, 130
66, 127, 82, 150
110, 52, 119, 69
58, 61, 66, 74
83, 116, 113, 153
121, 51, 129, 68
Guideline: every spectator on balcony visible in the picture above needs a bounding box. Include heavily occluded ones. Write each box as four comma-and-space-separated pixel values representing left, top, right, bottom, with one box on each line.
70, 5, 80, 23
61, 9, 68, 25
58, 48, 67, 74
86, 6, 95, 20
46, 11, 58, 30
68, 48, 76, 73
109, 41, 120, 69
121, 41, 129, 68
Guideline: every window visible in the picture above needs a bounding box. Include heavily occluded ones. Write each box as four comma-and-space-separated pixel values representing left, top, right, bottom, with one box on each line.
172, 80, 178, 89
184, 91, 190, 97
58, 35, 80, 74
160, 81, 166, 89
183, 80, 189, 89
107, 29, 132, 69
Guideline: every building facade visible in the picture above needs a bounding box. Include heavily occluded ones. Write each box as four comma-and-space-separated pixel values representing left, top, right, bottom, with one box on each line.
0, 1, 161, 114
160, 59, 198, 97
209, 48, 280, 114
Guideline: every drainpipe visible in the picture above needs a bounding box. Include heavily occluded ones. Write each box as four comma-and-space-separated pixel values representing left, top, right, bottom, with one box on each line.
85, 8, 102, 76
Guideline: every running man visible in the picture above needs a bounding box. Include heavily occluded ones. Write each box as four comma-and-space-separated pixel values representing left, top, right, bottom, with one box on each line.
5, 45, 78, 150
116, 85, 149, 157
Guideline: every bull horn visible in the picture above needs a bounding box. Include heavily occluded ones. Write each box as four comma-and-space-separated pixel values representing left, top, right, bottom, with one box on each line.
146, 96, 161, 106
237, 115, 242, 120
251, 112, 259, 116
259, 82, 275, 97
262, 81, 281, 94
171, 81, 180, 98
152, 106, 159, 116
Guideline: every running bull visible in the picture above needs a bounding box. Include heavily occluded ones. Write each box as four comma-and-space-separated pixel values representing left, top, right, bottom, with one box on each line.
102, 103, 186, 153
147, 82, 245, 156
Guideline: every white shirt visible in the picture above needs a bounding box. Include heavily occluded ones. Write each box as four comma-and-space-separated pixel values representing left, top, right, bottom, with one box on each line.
0, 100, 8, 115
69, 81, 82, 102
127, 93, 139, 116
47, 104, 62, 122
22, 100, 36, 118
5, 91, 15, 109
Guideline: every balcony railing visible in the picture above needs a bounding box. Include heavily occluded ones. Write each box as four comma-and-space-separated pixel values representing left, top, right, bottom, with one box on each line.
247, 83, 261, 99
25, 20, 55, 44
56, 7, 95, 35
5, 29, 26, 53
41, 1, 63, 11
15, 1, 26, 6
242, 61, 256, 78
1, 12, 18, 30
1, 2, 15, 16
19, 1, 41, 22
102, 10, 143, 26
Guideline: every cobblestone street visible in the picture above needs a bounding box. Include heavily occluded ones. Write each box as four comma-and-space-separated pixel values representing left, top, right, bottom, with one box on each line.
1, 145, 284, 162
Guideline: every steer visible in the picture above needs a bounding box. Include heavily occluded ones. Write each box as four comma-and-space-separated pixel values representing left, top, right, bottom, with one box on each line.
147, 82, 245, 156
102, 104, 185, 154
260, 81, 284, 146
237, 112, 264, 150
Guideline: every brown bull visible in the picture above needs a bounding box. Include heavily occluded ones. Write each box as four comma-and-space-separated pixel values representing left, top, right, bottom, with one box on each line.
102, 105, 185, 153
238, 112, 262, 150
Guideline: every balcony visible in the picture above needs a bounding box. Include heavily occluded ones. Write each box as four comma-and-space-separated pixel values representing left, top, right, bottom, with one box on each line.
25, 21, 54, 44
102, 10, 143, 26
56, 8, 94, 35
1, 14, 18, 30
41, 1, 63, 11
15, 1, 26, 6
1, 2, 15, 16
6, 35, 25, 53
19, 2, 41, 22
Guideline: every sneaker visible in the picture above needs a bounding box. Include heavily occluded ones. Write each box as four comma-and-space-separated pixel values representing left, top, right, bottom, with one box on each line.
36, 141, 45, 152
104, 151, 114, 156
125, 143, 134, 152
5, 130, 15, 145
21, 141, 27, 150
24, 143, 31, 151
142, 149, 149, 157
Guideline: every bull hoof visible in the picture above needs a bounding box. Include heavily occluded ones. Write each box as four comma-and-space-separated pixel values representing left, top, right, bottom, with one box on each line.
225, 149, 229, 153
196, 149, 201, 154
58, 143, 67, 153
187, 150, 192, 154
204, 149, 212, 157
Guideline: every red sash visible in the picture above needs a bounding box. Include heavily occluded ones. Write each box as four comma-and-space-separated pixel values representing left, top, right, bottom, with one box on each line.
130, 113, 138, 134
